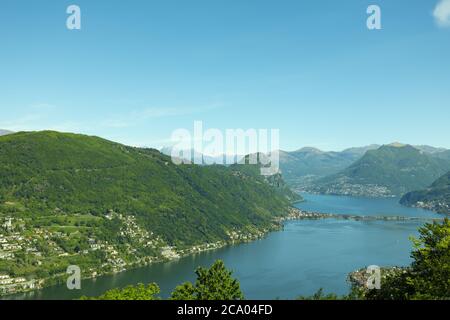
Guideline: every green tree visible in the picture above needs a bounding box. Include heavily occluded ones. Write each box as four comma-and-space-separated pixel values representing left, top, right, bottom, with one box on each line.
297, 288, 340, 300
81, 283, 160, 300
170, 282, 196, 300
362, 268, 415, 300
409, 218, 450, 299
171, 260, 244, 300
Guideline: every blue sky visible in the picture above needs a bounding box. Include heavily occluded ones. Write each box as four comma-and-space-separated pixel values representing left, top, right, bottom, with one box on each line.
1, 0, 450, 152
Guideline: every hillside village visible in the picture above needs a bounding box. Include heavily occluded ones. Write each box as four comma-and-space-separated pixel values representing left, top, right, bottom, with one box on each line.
0, 211, 282, 296
0, 213, 163, 295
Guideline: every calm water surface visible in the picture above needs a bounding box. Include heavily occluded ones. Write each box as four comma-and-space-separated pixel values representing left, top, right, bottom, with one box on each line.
297, 193, 440, 218
7, 194, 442, 300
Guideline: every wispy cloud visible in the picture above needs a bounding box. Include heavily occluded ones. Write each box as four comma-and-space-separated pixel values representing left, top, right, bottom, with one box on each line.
0, 102, 223, 132
29, 103, 57, 110
0, 104, 84, 133
0, 114, 45, 132
100, 103, 223, 129
433, 0, 450, 27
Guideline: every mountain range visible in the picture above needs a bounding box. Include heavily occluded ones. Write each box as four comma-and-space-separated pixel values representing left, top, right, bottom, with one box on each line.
159, 142, 450, 200
277, 145, 380, 188
160, 146, 243, 166
305, 144, 450, 197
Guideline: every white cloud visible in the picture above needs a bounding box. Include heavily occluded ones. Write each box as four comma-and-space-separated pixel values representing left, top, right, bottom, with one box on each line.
100, 103, 223, 129
433, 0, 450, 27
0, 114, 45, 132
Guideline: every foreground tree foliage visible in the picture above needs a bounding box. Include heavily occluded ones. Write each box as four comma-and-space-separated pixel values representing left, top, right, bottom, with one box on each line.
296, 288, 340, 300
82, 260, 243, 300
409, 218, 450, 298
81, 283, 160, 300
171, 260, 244, 300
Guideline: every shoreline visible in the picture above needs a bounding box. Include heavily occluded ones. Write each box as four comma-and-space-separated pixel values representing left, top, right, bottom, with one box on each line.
282, 207, 443, 223
2, 206, 441, 299
1, 216, 284, 299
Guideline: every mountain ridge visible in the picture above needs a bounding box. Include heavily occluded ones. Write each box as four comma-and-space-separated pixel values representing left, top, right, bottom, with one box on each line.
276, 144, 381, 189
306, 144, 450, 197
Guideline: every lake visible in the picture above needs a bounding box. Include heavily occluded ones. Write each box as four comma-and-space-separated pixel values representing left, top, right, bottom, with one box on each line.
7, 194, 443, 300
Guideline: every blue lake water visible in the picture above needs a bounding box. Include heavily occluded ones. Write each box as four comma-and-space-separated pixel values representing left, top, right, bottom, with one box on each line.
297, 193, 440, 218
8, 194, 443, 300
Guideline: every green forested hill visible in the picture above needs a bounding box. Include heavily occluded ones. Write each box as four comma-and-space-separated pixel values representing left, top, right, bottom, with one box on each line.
0, 131, 294, 244
308, 145, 450, 197
400, 172, 450, 214
0, 131, 295, 287
234, 153, 303, 203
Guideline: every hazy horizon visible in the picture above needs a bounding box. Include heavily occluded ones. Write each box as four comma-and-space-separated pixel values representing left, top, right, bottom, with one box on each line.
2, 128, 449, 156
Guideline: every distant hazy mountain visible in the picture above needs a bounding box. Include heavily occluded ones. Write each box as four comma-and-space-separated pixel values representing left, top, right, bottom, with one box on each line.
432, 150, 450, 161
0, 129, 13, 136
414, 145, 448, 154
160, 146, 242, 165
401, 171, 450, 214
161, 143, 450, 194
278, 145, 380, 189
308, 144, 450, 197
341, 144, 381, 156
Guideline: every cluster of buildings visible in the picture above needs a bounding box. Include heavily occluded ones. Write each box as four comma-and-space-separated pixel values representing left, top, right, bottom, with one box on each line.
314, 182, 393, 198
0, 274, 38, 295
414, 200, 450, 214
0, 218, 25, 260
